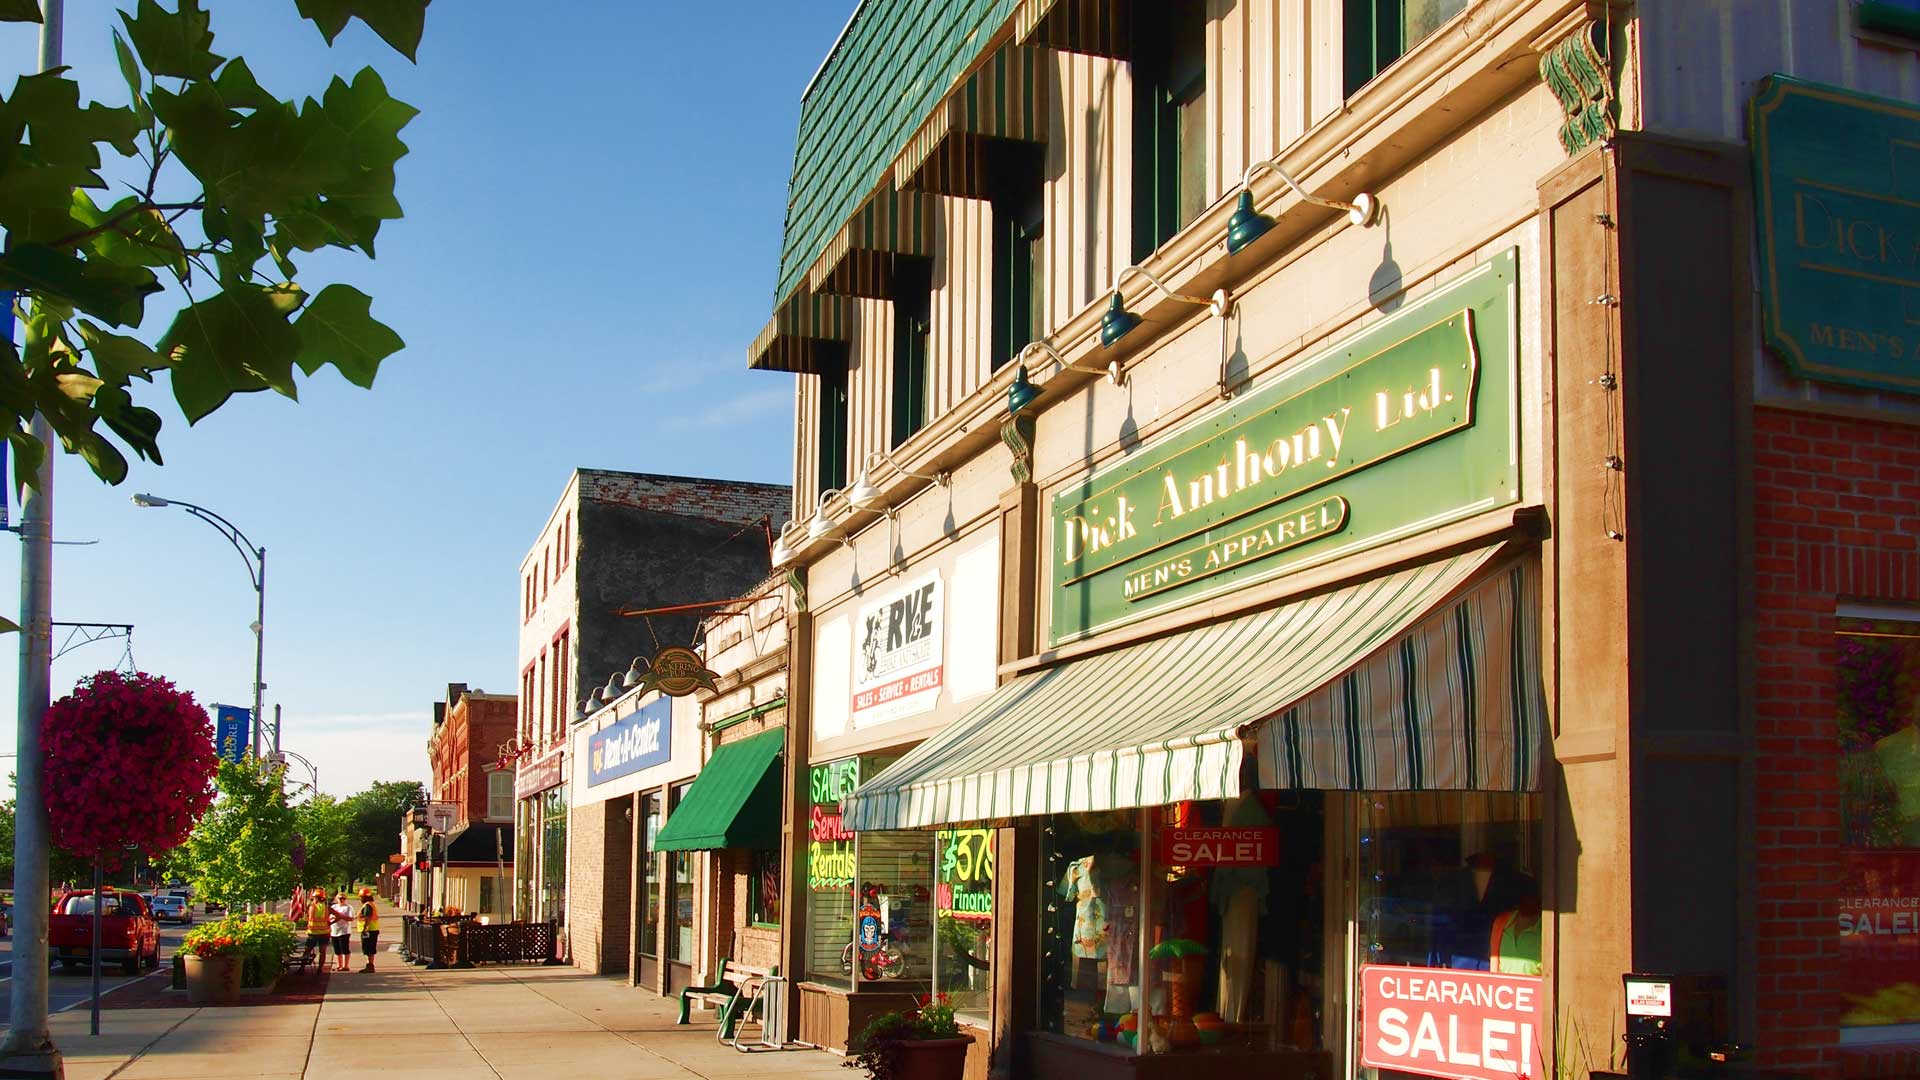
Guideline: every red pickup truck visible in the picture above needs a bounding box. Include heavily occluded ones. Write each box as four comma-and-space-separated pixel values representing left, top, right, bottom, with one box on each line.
48, 889, 160, 975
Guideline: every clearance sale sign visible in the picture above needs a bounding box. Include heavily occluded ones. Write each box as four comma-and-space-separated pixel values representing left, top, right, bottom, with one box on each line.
1360, 965, 1546, 1080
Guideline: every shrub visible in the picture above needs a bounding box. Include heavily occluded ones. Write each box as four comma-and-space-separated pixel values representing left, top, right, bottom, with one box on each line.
184, 913, 297, 987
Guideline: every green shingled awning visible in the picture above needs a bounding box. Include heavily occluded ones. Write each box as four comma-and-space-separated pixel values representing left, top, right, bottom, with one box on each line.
652, 727, 785, 852
894, 44, 1052, 198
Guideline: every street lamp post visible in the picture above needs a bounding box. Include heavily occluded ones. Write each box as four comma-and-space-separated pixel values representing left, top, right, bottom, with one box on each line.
131, 495, 266, 757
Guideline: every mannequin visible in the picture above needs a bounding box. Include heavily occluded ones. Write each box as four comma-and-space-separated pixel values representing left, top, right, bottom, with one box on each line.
1488, 891, 1542, 975
1213, 795, 1275, 1022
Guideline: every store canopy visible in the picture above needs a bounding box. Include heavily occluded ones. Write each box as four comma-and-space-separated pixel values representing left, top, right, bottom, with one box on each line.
838, 545, 1546, 833
652, 727, 785, 852
443, 822, 512, 864
893, 44, 1052, 199
392, 862, 412, 879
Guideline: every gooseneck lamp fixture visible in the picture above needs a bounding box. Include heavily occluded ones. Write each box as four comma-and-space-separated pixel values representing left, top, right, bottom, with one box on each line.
622, 657, 647, 689
807, 488, 851, 542
1100, 265, 1231, 350
1006, 340, 1121, 418
601, 672, 624, 704
848, 450, 950, 510
770, 518, 805, 567
1225, 158, 1381, 256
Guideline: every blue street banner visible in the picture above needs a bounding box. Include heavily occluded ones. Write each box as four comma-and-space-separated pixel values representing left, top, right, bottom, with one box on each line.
213, 704, 250, 763
586, 697, 672, 787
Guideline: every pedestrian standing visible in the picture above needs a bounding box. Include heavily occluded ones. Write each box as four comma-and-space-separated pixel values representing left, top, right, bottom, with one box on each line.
328, 892, 353, 972
304, 888, 330, 968
357, 887, 380, 973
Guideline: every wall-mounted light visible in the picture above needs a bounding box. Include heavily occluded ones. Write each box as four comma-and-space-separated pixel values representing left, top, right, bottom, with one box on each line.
1225, 158, 1380, 256
848, 450, 950, 511
770, 518, 805, 567
601, 672, 623, 704
806, 488, 850, 542
1100, 265, 1231, 350
575, 698, 592, 720
1008, 363, 1041, 416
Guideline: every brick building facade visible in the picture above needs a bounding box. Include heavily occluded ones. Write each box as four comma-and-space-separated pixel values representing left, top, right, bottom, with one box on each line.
429, 683, 517, 825
1754, 408, 1920, 1076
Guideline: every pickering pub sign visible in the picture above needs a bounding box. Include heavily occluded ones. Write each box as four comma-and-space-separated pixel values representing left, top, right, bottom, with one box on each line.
1048, 249, 1519, 644
1753, 76, 1920, 394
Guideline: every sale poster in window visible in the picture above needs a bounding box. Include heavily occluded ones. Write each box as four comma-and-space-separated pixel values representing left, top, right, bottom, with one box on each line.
1839, 615, 1920, 1031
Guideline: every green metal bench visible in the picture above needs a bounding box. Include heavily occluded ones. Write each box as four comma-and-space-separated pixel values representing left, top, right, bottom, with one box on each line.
678, 959, 777, 1040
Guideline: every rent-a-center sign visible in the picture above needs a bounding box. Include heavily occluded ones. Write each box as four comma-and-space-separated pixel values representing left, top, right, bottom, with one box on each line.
1361, 965, 1545, 1080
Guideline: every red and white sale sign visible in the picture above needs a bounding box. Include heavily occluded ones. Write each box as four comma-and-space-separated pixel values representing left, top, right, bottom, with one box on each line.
1157, 826, 1279, 867
1360, 965, 1545, 1080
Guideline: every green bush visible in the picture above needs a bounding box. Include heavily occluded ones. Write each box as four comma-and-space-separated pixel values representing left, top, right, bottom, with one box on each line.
184, 913, 297, 988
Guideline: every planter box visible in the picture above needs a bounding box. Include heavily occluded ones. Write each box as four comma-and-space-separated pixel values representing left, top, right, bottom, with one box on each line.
183, 954, 242, 1006
889, 1035, 974, 1080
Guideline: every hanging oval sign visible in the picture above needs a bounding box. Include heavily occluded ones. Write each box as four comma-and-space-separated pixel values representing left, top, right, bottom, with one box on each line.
635, 646, 720, 697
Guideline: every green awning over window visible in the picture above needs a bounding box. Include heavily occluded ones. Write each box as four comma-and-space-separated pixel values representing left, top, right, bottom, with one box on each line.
652, 727, 785, 852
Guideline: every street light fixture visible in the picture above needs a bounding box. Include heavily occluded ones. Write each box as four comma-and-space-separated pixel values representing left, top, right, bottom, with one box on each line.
131, 494, 267, 759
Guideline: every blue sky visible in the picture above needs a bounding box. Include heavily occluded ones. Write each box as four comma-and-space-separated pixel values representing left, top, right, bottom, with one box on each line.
0, 2, 845, 796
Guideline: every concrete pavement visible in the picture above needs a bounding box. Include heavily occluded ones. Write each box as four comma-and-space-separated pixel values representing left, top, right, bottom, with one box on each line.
47, 959, 849, 1080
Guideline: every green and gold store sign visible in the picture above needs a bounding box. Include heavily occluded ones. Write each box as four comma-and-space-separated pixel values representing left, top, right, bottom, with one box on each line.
1753, 76, 1920, 394
1048, 248, 1520, 645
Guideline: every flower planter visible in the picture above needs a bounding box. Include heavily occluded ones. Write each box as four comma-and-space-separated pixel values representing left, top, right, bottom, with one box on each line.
889, 1035, 973, 1080
183, 954, 242, 1006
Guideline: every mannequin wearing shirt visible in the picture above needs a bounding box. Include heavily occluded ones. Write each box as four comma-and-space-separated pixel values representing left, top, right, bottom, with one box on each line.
1488, 893, 1542, 975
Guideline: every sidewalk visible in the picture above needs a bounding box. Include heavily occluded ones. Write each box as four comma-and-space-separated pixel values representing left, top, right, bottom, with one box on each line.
50, 961, 848, 1080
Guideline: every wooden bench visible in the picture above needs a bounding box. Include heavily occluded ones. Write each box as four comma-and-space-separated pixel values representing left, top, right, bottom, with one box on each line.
677, 959, 777, 1039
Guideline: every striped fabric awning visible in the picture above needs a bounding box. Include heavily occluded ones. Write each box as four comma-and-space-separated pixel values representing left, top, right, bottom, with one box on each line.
1015, 0, 1130, 60
838, 546, 1546, 833
804, 187, 939, 300
893, 45, 1051, 199
747, 289, 851, 374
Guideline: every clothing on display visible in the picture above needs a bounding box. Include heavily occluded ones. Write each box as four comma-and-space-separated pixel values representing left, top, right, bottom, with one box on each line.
1059, 855, 1109, 959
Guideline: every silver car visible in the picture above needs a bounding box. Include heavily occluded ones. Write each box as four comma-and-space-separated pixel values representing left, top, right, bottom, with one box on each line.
149, 894, 190, 925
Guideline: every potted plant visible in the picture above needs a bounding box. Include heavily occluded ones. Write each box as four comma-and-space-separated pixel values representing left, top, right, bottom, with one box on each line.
1149, 938, 1210, 1049
845, 996, 972, 1080
181, 931, 242, 1005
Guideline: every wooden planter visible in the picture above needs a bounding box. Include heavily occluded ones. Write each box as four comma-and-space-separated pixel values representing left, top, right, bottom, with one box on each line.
889, 1035, 973, 1080
184, 954, 242, 1006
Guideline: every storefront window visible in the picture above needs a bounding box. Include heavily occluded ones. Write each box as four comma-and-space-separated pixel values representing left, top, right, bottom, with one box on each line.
541, 785, 568, 928
854, 830, 935, 987
936, 827, 994, 1020
640, 791, 661, 958
750, 848, 781, 927
515, 797, 536, 920
669, 781, 693, 963
1838, 612, 1920, 1036
1040, 810, 1144, 1050
806, 756, 867, 989
1352, 792, 1543, 1077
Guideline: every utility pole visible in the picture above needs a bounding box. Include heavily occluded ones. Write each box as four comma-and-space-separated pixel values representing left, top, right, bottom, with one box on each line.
2, 9, 64, 1076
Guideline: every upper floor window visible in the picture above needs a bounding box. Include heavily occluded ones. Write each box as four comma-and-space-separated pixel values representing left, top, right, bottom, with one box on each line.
818, 367, 850, 496
1344, 0, 1466, 95
488, 771, 515, 820
1133, 0, 1209, 262
891, 258, 934, 448
990, 144, 1046, 372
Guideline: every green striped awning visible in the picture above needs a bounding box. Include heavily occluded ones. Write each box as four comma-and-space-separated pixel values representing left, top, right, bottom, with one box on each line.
748, 290, 851, 374
838, 547, 1545, 833
804, 187, 939, 300
893, 45, 1052, 198
1015, 0, 1130, 60
652, 728, 785, 852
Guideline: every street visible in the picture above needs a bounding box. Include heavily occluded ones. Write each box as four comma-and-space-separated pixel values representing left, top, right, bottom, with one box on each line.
0, 912, 196, 1024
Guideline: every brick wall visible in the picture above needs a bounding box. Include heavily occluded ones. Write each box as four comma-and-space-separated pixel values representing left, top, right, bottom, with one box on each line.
1754, 406, 1920, 1077
567, 799, 634, 975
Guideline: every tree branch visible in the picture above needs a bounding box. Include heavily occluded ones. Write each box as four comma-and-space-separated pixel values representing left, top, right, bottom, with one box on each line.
45, 200, 204, 252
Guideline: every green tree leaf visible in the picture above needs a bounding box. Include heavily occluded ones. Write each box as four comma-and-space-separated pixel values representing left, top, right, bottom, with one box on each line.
119, 0, 223, 81
110, 30, 153, 129
76, 320, 172, 383
0, 71, 141, 242
0, 0, 42, 23
187, 756, 298, 908
159, 285, 306, 422
294, 284, 400, 388
69, 192, 188, 276
294, 0, 431, 62
0, 244, 161, 327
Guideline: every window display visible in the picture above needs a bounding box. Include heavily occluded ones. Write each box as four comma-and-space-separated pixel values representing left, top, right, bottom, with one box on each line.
936, 827, 993, 1020
852, 830, 935, 986
669, 781, 693, 962
1838, 612, 1920, 1034
1352, 791, 1542, 1078
806, 758, 862, 988
1041, 797, 1328, 1057
540, 785, 568, 928
639, 792, 661, 957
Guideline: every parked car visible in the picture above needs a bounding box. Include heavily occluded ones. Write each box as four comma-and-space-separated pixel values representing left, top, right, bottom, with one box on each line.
48, 889, 160, 975
149, 894, 190, 925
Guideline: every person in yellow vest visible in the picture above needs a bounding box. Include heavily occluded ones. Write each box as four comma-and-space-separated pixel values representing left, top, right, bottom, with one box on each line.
357, 887, 380, 973
303, 888, 330, 968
